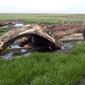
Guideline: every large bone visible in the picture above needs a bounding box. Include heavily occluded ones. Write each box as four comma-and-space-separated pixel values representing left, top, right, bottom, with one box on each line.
0, 24, 62, 53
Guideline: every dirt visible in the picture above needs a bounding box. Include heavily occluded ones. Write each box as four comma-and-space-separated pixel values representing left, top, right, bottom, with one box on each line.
0, 20, 24, 27
55, 40, 83, 53
0, 39, 82, 59
38, 22, 84, 39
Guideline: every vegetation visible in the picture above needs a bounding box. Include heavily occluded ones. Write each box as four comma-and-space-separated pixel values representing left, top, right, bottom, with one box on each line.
0, 33, 5, 37
0, 26, 12, 32
0, 29, 5, 32
0, 26, 12, 37
0, 14, 85, 23
0, 41, 85, 85
23, 19, 60, 24
0, 48, 10, 55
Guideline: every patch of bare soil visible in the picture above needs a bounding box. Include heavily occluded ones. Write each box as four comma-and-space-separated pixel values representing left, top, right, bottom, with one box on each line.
0, 20, 25, 27
38, 22, 84, 39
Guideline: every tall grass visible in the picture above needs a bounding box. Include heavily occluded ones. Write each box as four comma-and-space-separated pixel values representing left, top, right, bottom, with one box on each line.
0, 41, 85, 85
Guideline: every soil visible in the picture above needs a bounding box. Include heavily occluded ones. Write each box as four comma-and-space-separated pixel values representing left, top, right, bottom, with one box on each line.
0, 20, 25, 27
38, 22, 84, 39
0, 39, 82, 59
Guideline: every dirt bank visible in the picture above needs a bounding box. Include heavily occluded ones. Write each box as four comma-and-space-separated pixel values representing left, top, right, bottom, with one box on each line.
38, 22, 84, 39
0, 20, 25, 27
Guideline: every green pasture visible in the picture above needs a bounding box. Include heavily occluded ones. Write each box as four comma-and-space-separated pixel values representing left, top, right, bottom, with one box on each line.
0, 14, 85, 23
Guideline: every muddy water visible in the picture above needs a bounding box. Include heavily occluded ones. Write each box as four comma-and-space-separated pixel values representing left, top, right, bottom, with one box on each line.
38, 40, 82, 53
13, 21, 24, 27
55, 41, 81, 53
0, 40, 82, 59
14, 24, 24, 27
0, 39, 31, 59
0, 23, 24, 29
0, 26, 9, 28
79, 77, 85, 85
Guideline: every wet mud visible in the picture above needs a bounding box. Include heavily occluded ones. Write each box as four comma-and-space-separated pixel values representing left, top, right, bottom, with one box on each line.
38, 22, 84, 39
0, 20, 24, 27
0, 39, 82, 59
55, 40, 82, 53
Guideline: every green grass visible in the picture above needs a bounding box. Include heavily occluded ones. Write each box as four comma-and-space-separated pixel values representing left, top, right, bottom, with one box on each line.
0, 14, 85, 23
0, 26, 12, 37
0, 26, 12, 32
23, 19, 60, 24
0, 33, 5, 37
0, 41, 85, 85
3, 26, 12, 30
0, 48, 10, 55
0, 29, 5, 32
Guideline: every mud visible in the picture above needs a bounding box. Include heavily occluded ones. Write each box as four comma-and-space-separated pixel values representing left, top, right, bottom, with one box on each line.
0, 40, 82, 59
0, 20, 24, 27
14, 24, 24, 27
38, 22, 84, 39
76, 77, 85, 85
0, 26, 9, 28
55, 40, 82, 53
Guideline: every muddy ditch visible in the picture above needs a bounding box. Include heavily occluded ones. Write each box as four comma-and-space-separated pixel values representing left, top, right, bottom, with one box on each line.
0, 39, 83, 59
0, 20, 24, 27
0, 21, 84, 59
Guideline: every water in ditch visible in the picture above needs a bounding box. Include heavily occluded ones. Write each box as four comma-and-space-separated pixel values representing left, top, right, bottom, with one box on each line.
0, 39, 82, 59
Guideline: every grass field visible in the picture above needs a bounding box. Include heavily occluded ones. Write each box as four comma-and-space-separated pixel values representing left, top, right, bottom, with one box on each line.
0, 14, 85, 23
0, 14, 85, 85
0, 41, 85, 85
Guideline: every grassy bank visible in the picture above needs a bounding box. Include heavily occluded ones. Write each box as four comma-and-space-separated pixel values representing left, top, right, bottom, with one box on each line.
0, 26, 12, 37
0, 14, 85, 23
0, 41, 85, 85
0, 26, 12, 32
0, 33, 4, 37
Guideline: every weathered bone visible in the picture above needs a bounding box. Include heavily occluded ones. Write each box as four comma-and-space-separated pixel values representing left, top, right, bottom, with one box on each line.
0, 24, 62, 53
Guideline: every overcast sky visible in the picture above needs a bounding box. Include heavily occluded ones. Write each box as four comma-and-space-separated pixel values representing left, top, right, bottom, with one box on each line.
0, 0, 85, 13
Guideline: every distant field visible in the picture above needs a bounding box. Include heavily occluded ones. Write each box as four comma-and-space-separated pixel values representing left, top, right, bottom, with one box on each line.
0, 14, 85, 23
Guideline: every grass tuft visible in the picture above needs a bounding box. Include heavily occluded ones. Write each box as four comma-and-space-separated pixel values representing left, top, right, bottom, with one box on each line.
0, 48, 10, 55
